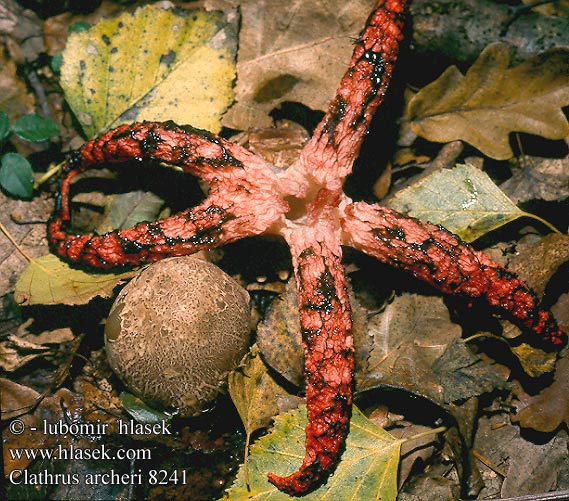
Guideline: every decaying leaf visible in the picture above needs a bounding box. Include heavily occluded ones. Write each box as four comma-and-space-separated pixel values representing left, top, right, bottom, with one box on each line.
388, 163, 534, 242
0, 52, 35, 121
433, 341, 508, 403
224, 404, 401, 500
61, 4, 237, 138
14, 254, 136, 306
1, 378, 81, 474
494, 233, 569, 299
207, 0, 376, 130
407, 43, 569, 160
0, 321, 73, 371
513, 353, 569, 433
474, 413, 568, 498
361, 293, 460, 404
500, 157, 569, 204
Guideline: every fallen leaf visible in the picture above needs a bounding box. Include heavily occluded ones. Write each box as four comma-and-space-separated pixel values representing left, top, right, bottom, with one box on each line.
432, 341, 508, 403
474, 413, 567, 498
512, 353, 569, 433
0, 339, 48, 371
224, 404, 401, 500
480, 234, 569, 305
60, 4, 237, 137
207, 0, 376, 130
360, 293, 461, 405
97, 190, 165, 234
510, 343, 557, 378
119, 392, 173, 425
500, 157, 569, 204
233, 120, 309, 169
228, 345, 292, 437
13, 254, 136, 306
407, 44, 569, 160
388, 163, 535, 242
1, 378, 81, 474
0, 52, 35, 121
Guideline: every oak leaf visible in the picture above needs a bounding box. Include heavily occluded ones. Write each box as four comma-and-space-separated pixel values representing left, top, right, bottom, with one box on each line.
407, 43, 569, 160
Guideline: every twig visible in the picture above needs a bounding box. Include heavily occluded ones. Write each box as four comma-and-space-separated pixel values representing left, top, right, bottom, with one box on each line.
471, 490, 569, 501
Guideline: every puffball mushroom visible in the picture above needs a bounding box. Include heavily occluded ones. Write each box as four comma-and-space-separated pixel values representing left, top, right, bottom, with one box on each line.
105, 256, 251, 417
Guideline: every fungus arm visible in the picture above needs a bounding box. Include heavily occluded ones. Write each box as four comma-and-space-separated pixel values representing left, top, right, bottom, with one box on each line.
342, 202, 567, 347
48, 121, 287, 269
297, 0, 406, 186
267, 227, 354, 495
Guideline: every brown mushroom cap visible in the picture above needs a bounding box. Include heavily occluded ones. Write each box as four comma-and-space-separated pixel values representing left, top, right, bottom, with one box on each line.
105, 256, 251, 417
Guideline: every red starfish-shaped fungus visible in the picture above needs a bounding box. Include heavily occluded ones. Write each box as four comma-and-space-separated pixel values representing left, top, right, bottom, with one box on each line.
48, 0, 566, 495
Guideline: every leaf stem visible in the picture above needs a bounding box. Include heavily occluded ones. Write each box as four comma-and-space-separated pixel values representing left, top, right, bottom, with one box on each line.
523, 211, 561, 234
35, 159, 64, 188
399, 425, 447, 445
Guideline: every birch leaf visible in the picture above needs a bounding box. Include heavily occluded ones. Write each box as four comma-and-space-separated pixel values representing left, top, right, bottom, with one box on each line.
224, 404, 401, 500
14, 254, 136, 306
407, 44, 569, 160
387, 163, 544, 242
61, 5, 237, 138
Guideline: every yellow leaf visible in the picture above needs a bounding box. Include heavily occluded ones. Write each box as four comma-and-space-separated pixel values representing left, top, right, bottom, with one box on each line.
223, 404, 401, 500
14, 254, 136, 306
61, 5, 237, 138
407, 44, 569, 160
228, 345, 291, 436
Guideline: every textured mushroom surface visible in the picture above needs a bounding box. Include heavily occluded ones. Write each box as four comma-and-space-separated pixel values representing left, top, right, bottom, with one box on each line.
105, 256, 250, 416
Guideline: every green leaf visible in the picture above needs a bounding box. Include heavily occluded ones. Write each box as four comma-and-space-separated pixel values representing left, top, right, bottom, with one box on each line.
407, 44, 569, 160
14, 254, 136, 306
60, 4, 237, 138
0, 111, 10, 141
119, 392, 173, 424
50, 52, 63, 74
224, 405, 401, 500
110, 191, 165, 230
12, 114, 59, 142
0, 153, 33, 199
387, 163, 527, 242
68, 21, 91, 33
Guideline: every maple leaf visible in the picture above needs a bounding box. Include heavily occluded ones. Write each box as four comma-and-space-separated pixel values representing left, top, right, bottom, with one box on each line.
407, 43, 569, 160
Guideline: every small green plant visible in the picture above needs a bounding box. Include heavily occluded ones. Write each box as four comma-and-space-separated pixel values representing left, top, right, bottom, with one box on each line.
0, 111, 59, 199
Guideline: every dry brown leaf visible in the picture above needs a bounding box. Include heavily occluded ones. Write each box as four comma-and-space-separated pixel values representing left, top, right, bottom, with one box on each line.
501, 156, 569, 204
474, 413, 568, 498
485, 233, 569, 300
206, 0, 376, 130
407, 43, 569, 160
360, 293, 462, 404
512, 353, 569, 433
1, 379, 81, 475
